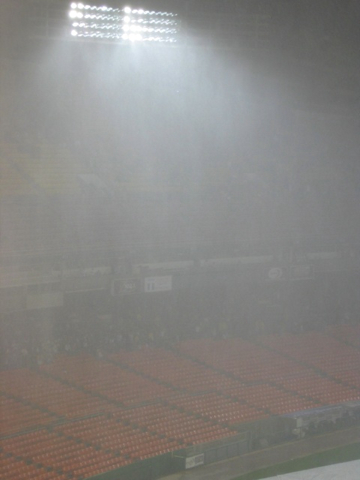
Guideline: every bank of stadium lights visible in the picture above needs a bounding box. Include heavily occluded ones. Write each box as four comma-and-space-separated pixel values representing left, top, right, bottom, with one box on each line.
68, 3, 179, 43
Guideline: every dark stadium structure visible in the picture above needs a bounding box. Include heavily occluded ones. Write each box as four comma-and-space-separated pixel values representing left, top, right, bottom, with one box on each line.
1, 1, 360, 480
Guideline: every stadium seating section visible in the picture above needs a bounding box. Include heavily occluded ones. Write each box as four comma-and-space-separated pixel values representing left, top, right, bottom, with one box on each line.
0, 142, 86, 196
1, 326, 360, 480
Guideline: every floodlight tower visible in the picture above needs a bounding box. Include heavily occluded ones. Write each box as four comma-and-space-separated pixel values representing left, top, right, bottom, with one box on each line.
68, 2, 179, 44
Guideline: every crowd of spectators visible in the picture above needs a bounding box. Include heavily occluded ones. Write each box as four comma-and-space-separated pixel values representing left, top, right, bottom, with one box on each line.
1, 274, 359, 370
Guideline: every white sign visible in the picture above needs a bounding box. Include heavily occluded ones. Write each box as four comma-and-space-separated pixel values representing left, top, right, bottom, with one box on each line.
144, 276, 172, 293
185, 454, 205, 469
291, 264, 312, 279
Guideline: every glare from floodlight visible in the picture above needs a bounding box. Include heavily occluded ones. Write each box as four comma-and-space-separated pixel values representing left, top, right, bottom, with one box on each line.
129, 33, 142, 41
69, 2, 178, 43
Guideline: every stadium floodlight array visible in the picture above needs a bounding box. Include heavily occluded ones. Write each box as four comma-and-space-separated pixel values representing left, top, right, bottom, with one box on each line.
68, 3, 179, 43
